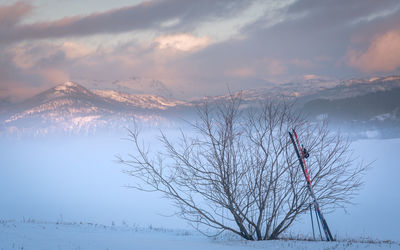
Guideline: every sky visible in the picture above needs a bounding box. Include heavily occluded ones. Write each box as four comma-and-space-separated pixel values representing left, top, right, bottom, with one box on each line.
1, 0, 400, 100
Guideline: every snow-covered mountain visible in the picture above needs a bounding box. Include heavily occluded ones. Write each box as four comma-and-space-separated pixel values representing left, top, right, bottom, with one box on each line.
93, 89, 186, 110
0, 82, 187, 136
2, 75, 400, 137
216, 75, 400, 102
299, 75, 400, 102
299, 76, 400, 138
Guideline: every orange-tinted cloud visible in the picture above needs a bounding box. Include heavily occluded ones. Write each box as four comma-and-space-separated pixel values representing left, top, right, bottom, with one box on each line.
61, 41, 94, 59
348, 30, 400, 72
303, 74, 319, 80
155, 34, 211, 52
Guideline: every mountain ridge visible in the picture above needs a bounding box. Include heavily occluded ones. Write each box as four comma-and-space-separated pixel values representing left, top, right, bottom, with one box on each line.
1, 81, 181, 136
2, 75, 400, 137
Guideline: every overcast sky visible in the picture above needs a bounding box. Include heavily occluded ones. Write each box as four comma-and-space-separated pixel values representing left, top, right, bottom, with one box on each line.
1, 0, 400, 100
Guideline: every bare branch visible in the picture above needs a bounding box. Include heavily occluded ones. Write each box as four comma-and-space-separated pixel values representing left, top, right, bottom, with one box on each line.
118, 97, 369, 241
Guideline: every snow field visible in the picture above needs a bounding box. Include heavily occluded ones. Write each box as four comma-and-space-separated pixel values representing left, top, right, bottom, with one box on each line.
0, 220, 398, 250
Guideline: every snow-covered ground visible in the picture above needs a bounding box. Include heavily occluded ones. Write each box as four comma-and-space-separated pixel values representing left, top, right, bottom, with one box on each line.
0, 220, 398, 250
0, 129, 400, 249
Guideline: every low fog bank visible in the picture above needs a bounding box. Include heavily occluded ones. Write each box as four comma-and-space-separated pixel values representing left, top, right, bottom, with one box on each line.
0, 128, 188, 229
0, 126, 399, 240
290, 138, 400, 241
316, 121, 400, 140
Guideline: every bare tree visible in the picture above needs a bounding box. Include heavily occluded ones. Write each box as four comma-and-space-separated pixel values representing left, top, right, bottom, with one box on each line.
118, 96, 368, 241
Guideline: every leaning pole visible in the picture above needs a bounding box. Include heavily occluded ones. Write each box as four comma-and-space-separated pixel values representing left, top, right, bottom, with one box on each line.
289, 128, 334, 241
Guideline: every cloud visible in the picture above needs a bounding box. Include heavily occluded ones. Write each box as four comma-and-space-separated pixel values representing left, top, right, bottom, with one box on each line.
0, 49, 45, 100
235, 0, 400, 78
2, 0, 400, 101
0, 0, 250, 44
0, 1, 32, 26
0, 42, 78, 100
302, 74, 331, 81
61, 42, 95, 59
347, 29, 400, 72
11, 43, 67, 69
155, 34, 211, 52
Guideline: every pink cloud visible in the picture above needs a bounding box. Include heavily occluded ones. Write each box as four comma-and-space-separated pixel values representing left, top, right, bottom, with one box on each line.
303, 74, 319, 80
0, 1, 32, 26
347, 29, 400, 72
155, 34, 211, 52
61, 41, 94, 59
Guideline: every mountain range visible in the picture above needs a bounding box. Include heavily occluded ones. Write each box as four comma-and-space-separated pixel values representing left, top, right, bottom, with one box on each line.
1, 75, 400, 138
0, 81, 191, 137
